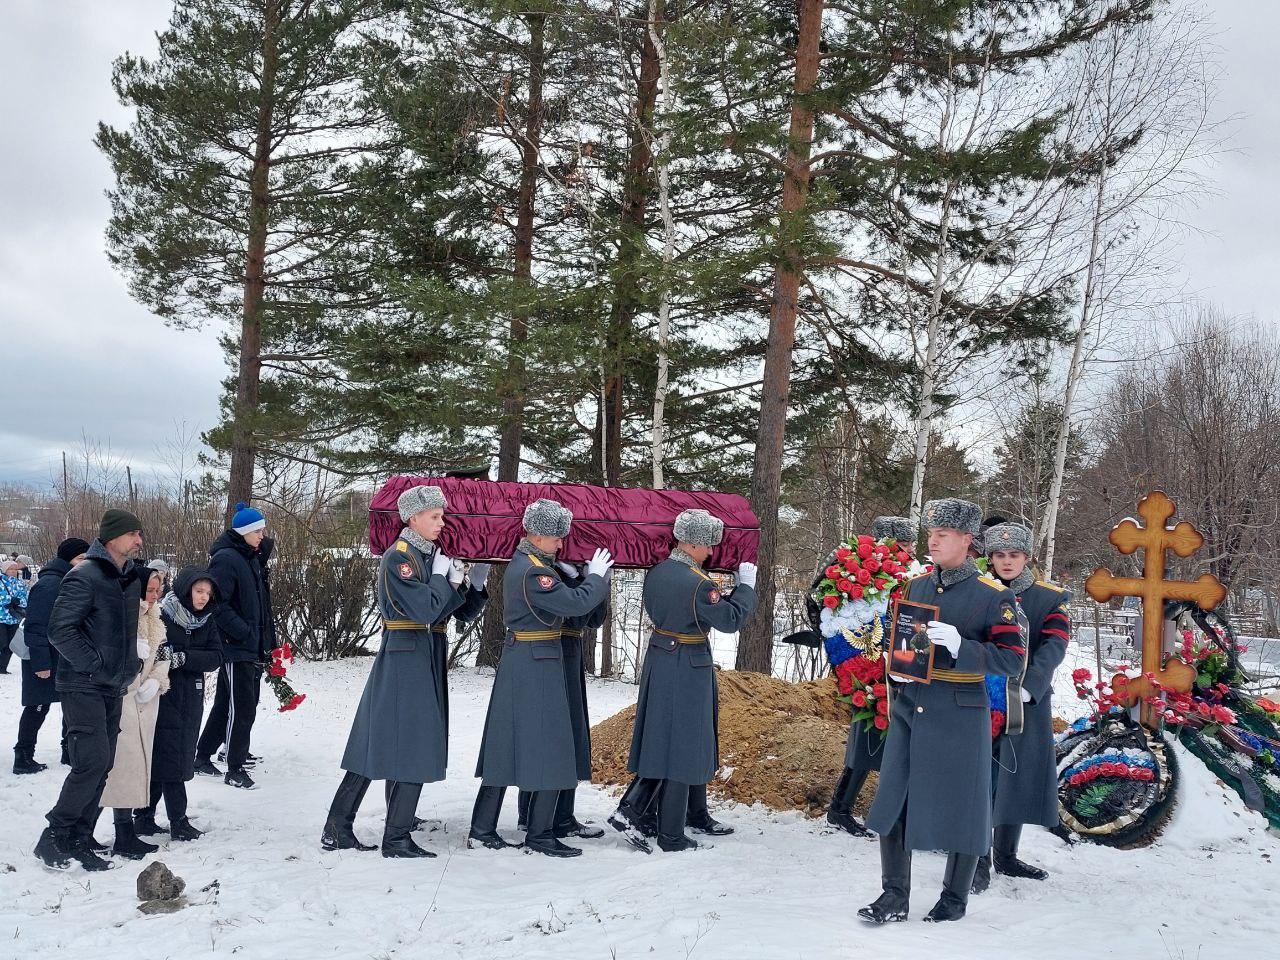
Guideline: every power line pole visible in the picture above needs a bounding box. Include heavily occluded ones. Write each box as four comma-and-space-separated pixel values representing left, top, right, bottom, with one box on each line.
62, 451, 69, 538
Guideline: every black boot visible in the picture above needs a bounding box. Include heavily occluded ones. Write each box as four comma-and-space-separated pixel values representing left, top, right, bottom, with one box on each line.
13, 748, 46, 775
524, 789, 581, 857
133, 811, 163, 837
924, 853, 979, 922
656, 780, 699, 852
193, 756, 222, 777
858, 819, 911, 923
971, 853, 992, 895
686, 783, 733, 836
382, 782, 433, 858
516, 789, 531, 831
112, 809, 158, 860
67, 834, 113, 872
34, 827, 74, 870
993, 823, 1048, 879
225, 767, 256, 790
826, 767, 872, 837
469, 785, 515, 850
555, 787, 604, 839
385, 779, 429, 832
322, 771, 376, 852
170, 818, 204, 842
608, 776, 660, 853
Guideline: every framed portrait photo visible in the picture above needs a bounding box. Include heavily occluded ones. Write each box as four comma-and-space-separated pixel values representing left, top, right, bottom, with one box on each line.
888, 598, 939, 684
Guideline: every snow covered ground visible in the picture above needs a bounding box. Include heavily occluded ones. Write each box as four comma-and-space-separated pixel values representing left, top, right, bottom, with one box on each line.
0, 658, 1276, 960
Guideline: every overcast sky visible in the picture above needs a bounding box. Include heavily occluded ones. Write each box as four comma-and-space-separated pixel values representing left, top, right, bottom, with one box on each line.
1, 0, 1277, 488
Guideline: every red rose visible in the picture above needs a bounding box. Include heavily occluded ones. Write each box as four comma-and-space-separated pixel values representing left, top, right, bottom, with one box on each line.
837, 578, 854, 594
872, 683, 887, 698
875, 544, 890, 557
823, 595, 839, 609
826, 565, 840, 578
857, 535, 873, 548
864, 558, 881, 573
852, 690, 867, 707
1072, 668, 1091, 682
855, 569, 872, 585
849, 585, 864, 600
857, 544, 873, 559
874, 577, 888, 590
876, 698, 889, 715
269, 663, 286, 678
874, 715, 889, 731
896, 551, 910, 565
836, 547, 851, 560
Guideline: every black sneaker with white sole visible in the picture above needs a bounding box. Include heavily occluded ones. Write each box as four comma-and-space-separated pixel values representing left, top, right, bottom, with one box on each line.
194, 757, 223, 777
225, 767, 256, 789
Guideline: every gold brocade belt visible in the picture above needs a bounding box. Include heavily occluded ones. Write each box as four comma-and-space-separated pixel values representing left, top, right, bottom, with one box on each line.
931, 668, 985, 684
653, 628, 709, 644
561, 628, 583, 638
383, 619, 427, 631
511, 629, 562, 641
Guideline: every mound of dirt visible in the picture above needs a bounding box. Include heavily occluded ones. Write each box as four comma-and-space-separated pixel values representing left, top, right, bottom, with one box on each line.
591, 671, 871, 818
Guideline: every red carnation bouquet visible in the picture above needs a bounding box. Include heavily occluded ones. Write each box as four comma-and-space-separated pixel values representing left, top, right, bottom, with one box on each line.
265, 643, 306, 713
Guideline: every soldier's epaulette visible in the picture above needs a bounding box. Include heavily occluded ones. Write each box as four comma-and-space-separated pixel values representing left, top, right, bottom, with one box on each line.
528, 555, 545, 568
977, 574, 1008, 591
1035, 579, 1066, 593
393, 540, 408, 553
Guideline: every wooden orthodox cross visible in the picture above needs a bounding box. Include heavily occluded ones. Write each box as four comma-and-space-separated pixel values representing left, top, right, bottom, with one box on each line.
1085, 491, 1226, 726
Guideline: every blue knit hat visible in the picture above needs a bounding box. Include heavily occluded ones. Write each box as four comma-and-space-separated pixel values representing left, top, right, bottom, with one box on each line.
231, 502, 266, 535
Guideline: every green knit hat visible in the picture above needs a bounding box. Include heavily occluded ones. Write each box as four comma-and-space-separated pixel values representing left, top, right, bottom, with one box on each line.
98, 508, 143, 543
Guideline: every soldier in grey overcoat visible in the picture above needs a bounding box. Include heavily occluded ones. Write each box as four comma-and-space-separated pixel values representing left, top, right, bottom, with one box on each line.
469, 499, 614, 858
828, 515, 917, 839
860, 498, 1025, 924
609, 509, 757, 853
971, 521, 1071, 892
516, 558, 609, 839
321, 485, 479, 859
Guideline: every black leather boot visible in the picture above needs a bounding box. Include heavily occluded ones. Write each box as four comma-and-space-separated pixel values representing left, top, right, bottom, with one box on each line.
686, 783, 733, 836
826, 766, 872, 837
524, 789, 581, 857
971, 853, 992, 895
858, 819, 911, 923
608, 776, 661, 853
386, 779, 429, 832
656, 780, 699, 852
34, 827, 74, 870
469, 785, 515, 850
924, 853, 979, 922
112, 809, 158, 860
994, 823, 1048, 879
382, 782, 434, 858
516, 789, 531, 830
322, 771, 376, 852
555, 787, 604, 839
13, 748, 46, 775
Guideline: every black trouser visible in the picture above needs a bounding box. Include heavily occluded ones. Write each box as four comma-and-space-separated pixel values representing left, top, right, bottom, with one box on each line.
140, 779, 188, 822
46, 691, 123, 833
196, 662, 259, 770
0, 622, 16, 673
17, 703, 53, 753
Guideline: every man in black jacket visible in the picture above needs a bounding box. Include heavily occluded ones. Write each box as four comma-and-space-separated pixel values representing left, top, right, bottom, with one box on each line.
195, 502, 276, 789
35, 510, 146, 871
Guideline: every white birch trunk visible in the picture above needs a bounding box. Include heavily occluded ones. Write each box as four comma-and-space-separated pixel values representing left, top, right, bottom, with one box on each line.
648, 0, 675, 489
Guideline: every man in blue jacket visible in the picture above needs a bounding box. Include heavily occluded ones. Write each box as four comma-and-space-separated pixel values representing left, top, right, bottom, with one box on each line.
195, 502, 277, 789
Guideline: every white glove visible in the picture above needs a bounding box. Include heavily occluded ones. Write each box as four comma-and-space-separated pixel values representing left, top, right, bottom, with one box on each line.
585, 548, 614, 579
137, 638, 151, 660
1020, 687, 1032, 703
470, 563, 490, 589
135, 678, 161, 704
926, 621, 962, 657
431, 550, 452, 578
895, 676, 916, 684
448, 558, 465, 585
737, 562, 758, 588
556, 561, 580, 578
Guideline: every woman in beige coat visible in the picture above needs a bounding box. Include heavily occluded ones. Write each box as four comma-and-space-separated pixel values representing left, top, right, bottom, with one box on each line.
103, 568, 171, 859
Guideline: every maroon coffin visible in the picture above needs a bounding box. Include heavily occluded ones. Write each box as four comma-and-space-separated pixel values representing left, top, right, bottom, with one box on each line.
369, 477, 759, 573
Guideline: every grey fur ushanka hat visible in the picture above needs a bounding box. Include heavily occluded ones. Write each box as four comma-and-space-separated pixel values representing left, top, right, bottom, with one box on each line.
920, 498, 983, 536
871, 516, 916, 544
673, 508, 725, 547
398, 485, 447, 522
523, 498, 573, 538
983, 521, 1033, 556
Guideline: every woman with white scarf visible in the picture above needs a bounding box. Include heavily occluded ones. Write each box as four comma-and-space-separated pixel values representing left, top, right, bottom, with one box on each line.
100, 568, 170, 859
